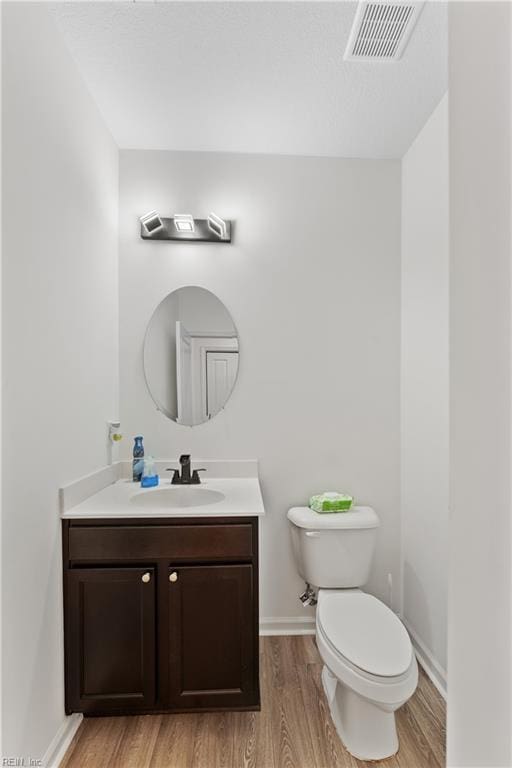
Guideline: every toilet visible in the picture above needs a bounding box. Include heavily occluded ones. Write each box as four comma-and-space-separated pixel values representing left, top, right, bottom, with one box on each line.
287, 506, 418, 761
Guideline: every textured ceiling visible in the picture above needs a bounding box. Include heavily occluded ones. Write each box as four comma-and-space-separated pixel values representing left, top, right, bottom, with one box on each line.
51, 1, 447, 158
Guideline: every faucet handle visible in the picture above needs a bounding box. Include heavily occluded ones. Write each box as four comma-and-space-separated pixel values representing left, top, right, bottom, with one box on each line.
191, 468, 207, 484
166, 468, 181, 484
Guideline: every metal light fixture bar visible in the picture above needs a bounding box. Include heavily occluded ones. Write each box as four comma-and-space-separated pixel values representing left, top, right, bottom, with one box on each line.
140, 213, 232, 243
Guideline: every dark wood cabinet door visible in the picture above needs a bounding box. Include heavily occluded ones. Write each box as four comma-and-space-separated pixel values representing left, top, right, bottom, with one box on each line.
168, 564, 257, 709
66, 567, 156, 714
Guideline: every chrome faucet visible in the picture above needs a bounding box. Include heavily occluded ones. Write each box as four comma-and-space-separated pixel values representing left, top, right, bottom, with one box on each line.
167, 455, 206, 485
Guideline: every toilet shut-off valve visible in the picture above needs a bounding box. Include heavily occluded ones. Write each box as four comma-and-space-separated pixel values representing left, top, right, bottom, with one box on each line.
299, 582, 317, 607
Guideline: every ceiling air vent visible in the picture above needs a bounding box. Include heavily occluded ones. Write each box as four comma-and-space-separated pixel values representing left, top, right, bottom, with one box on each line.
344, 1, 424, 62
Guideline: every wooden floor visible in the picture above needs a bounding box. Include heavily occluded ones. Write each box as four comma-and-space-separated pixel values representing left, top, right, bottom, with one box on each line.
61, 636, 445, 768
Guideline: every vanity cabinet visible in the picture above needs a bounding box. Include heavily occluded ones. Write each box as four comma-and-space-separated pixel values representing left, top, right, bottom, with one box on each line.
62, 517, 259, 716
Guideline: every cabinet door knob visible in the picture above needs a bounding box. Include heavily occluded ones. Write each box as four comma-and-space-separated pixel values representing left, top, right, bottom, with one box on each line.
169, 572, 178, 583
142, 572, 151, 583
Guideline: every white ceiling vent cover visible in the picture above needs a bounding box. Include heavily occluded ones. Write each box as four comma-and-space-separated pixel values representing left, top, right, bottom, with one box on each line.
344, 2, 424, 62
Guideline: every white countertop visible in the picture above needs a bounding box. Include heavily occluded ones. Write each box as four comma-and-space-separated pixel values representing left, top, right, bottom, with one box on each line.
61, 476, 265, 519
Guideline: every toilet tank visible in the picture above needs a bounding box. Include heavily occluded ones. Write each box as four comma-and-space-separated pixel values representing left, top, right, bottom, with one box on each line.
287, 506, 379, 588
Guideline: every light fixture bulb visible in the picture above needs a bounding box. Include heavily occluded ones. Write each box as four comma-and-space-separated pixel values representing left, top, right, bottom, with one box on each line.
207, 212, 228, 240
174, 214, 195, 233
140, 211, 163, 235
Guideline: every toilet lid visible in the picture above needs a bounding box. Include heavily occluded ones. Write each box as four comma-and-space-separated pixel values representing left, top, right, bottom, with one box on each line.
287, 506, 379, 530
317, 591, 412, 677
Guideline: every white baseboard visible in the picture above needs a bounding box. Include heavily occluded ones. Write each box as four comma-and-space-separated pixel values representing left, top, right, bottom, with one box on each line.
402, 618, 447, 701
42, 713, 83, 768
260, 616, 316, 636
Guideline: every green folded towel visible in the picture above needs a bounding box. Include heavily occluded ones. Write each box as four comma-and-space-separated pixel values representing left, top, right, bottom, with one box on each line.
309, 492, 353, 513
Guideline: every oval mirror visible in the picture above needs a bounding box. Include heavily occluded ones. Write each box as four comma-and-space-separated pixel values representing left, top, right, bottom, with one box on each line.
143, 286, 239, 426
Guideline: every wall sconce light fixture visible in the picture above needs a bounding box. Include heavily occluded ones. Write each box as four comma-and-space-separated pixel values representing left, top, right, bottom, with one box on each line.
207, 212, 228, 240
140, 210, 232, 243
174, 214, 195, 233
140, 211, 163, 235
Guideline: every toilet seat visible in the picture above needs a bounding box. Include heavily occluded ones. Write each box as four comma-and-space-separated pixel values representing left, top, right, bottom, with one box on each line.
317, 589, 412, 677
316, 589, 418, 706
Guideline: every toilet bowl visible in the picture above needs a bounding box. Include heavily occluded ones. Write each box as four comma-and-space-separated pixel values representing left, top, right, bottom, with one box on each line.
287, 506, 418, 760
316, 589, 418, 760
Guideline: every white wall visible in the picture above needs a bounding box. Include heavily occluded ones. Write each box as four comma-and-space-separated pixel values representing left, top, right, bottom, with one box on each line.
2, 3, 119, 763
119, 150, 401, 622
401, 94, 449, 689
448, 3, 511, 766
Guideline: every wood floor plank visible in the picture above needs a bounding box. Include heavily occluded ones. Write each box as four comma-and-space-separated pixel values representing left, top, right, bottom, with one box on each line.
228, 712, 271, 768
396, 699, 443, 768
220, 643, 272, 768
190, 712, 235, 768
61, 636, 446, 768
60, 716, 128, 768
407, 686, 446, 767
298, 661, 356, 768
270, 686, 317, 768
148, 714, 196, 768
110, 715, 162, 768
290, 633, 319, 666
265, 639, 318, 768
265, 635, 302, 690
59, 725, 82, 768
417, 667, 446, 727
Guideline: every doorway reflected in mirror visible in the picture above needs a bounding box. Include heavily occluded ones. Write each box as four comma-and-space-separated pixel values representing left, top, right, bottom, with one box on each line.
144, 286, 239, 426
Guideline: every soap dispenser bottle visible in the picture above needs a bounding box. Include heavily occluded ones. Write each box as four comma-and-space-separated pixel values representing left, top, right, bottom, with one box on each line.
141, 456, 159, 488
132, 436, 144, 482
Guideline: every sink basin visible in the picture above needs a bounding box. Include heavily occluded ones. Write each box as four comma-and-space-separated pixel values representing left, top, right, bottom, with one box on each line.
130, 487, 225, 509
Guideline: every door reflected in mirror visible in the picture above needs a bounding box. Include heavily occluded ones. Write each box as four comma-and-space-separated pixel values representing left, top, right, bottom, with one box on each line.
144, 286, 239, 426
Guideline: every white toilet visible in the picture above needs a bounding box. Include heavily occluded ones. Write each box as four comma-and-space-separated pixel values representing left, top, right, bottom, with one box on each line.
287, 505, 418, 761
